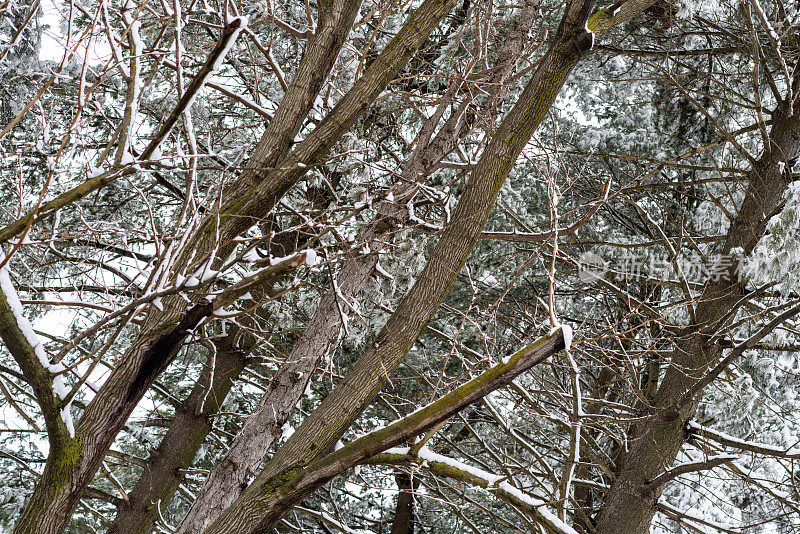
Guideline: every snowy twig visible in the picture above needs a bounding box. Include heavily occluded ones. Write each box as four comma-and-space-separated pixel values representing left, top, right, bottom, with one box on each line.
0, 264, 74, 440
210, 250, 314, 311
480, 175, 611, 244
141, 17, 247, 161
688, 421, 800, 460
278, 331, 569, 520
161, 59, 274, 120
679, 298, 800, 407
368, 448, 578, 534
292, 506, 365, 534
557, 344, 581, 520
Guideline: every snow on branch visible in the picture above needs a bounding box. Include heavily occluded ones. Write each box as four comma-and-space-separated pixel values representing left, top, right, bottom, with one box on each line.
210, 249, 316, 312
0, 18, 248, 245
0, 262, 74, 438
688, 421, 800, 459
269, 330, 568, 526
140, 17, 248, 161
369, 447, 577, 534
292, 506, 369, 534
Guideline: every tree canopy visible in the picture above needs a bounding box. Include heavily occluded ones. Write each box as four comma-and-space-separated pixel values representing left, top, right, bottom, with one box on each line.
1, 0, 800, 533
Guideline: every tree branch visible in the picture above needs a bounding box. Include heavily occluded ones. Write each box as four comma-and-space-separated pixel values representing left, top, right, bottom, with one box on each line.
644, 454, 738, 492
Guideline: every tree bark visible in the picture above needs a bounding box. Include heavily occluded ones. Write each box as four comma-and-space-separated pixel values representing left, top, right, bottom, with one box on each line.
12, 254, 305, 534
7, 1, 663, 531
11, 1, 463, 531
201, 2, 598, 531
173, 253, 379, 534
223, 0, 363, 199
202, 332, 567, 533
174, 2, 543, 530
186, 0, 463, 257
390, 471, 419, 534
107, 2, 363, 531
108, 338, 248, 534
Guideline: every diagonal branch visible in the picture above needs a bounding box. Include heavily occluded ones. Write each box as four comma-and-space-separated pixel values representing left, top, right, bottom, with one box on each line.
367, 449, 578, 534
0, 267, 68, 444
0, 17, 247, 244
644, 454, 738, 492
687, 421, 800, 460
203, 329, 567, 533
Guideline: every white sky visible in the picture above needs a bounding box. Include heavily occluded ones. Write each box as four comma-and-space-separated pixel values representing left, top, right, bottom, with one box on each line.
39, 0, 113, 65
39, 0, 67, 61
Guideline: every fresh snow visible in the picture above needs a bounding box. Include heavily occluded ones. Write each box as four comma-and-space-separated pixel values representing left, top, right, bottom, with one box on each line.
304, 249, 319, 267
375, 262, 393, 280
0, 262, 75, 436
561, 324, 573, 351
550, 324, 573, 351
413, 447, 578, 534
87, 164, 103, 178
0, 264, 55, 370
384, 446, 410, 456
688, 421, 800, 457
242, 249, 260, 262
280, 422, 295, 440
269, 251, 299, 266
52, 376, 69, 400
61, 405, 75, 438
209, 16, 248, 76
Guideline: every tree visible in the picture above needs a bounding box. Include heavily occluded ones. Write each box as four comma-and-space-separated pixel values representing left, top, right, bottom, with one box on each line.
1, 0, 799, 533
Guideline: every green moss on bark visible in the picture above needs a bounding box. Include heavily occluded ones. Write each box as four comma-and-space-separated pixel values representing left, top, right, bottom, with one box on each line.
260, 465, 305, 495
49, 436, 83, 489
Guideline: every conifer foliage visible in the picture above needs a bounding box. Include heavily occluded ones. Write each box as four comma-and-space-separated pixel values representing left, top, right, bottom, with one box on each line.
1, 0, 799, 533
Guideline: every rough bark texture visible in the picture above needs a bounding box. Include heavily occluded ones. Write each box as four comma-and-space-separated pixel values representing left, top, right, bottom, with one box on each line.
13, 297, 215, 534
0, 280, 78, 534
108, 2, 363, 532
595, 87, 800, 534
189, 0, 464, 252
11, 1, 457, 531
202, 332, 567, 534
224, 0, 363, 199
201, 2, 596, 531
7, 2, 666, 532
108, 341, 247, 534
174, 2, 542, 529
173, 253, 378, 534
390, 472, 419, 534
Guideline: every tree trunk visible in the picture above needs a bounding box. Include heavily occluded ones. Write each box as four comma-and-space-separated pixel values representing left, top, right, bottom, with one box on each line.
201, 3, 597, 532
108, 338, 247, 534
174, 252, 379, 534
595, 86, 800, 534
12, 1, 460, 532
174, 2, 543, 530
201, 333, 567, 534
390, 472, 419, 534
108, 1, 363, 531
